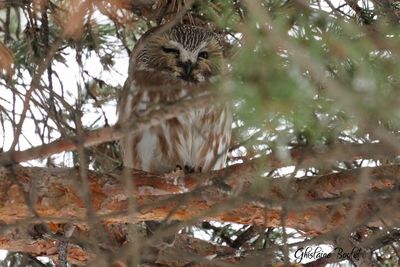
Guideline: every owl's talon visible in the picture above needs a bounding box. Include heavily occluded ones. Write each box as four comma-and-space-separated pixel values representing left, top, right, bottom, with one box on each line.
174, 164, 196, 174
175, 165, 183, 171
184, 165, 195, 174
166, 166, 185, 182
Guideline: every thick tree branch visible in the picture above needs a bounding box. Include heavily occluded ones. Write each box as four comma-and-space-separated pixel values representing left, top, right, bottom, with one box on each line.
0, 223, 239, 266
0, 162, 398, 231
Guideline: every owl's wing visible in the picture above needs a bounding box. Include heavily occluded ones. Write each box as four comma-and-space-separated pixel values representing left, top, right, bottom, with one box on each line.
118, 69, 198, 124
117, 74, 137, 124
117, 70, 155, 125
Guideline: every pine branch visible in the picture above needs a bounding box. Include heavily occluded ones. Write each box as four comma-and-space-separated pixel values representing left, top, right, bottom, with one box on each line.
0, 162, 398, 231
0, 223, 238, 266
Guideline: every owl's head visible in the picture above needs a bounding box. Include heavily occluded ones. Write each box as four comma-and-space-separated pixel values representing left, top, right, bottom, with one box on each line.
133, 24, 224, 83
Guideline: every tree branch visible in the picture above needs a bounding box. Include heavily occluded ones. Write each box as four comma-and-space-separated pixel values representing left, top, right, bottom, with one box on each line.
0, 223, 239, 266
0, 162, 398, 231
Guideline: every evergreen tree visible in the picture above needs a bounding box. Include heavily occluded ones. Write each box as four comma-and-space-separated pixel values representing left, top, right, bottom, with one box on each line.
0, 0, 399, 266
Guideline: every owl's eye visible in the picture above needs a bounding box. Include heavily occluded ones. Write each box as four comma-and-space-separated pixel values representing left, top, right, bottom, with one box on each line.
198, 51, 209, 59
162, 47, 179, 55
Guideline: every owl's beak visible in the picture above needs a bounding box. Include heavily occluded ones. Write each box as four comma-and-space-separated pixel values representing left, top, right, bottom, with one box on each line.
179, 61, 194, 78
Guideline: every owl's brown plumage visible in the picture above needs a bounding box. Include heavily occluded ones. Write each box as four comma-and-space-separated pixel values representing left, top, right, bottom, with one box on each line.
118, 24, 232, 173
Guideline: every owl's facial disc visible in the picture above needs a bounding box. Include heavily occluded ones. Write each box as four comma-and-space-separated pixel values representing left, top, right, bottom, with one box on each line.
161, 40, 210, 82
137, 25, 224, 83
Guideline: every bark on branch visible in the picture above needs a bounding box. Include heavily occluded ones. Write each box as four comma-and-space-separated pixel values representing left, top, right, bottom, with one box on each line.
0, 162, 397, 230
0, 161, 398, 264
0, 225, 239, 266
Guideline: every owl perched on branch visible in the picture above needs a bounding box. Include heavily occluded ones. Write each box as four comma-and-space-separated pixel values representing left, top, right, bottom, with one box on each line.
118, 24, 232, 174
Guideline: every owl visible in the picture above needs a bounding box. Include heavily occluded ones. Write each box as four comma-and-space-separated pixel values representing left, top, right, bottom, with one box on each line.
118, 24, 232, 174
